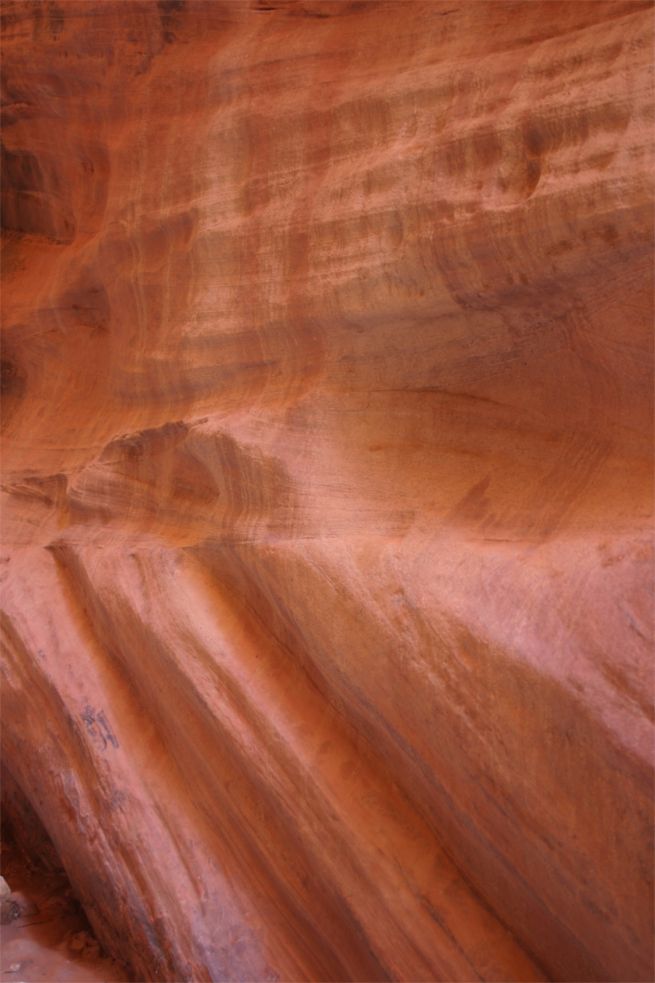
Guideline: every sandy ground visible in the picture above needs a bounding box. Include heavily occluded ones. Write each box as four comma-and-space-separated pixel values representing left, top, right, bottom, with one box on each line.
0, 839, 128, 983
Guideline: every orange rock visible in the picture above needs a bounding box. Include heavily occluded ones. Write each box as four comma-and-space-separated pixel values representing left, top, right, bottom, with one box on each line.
1, 1, 653, 980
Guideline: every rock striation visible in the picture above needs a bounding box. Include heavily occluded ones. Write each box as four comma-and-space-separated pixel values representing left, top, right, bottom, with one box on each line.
1, 1, 653, 981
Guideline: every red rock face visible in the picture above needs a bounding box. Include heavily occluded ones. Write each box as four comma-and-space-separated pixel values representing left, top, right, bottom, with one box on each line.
1, 2, 653, 980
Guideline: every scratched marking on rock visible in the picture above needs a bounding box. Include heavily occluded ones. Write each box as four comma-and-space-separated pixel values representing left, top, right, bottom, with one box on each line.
81, 705, 119, 751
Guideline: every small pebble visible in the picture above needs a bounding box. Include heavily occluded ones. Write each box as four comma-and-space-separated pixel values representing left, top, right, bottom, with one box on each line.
69, 930, 91, 952
0, 875, 10, 898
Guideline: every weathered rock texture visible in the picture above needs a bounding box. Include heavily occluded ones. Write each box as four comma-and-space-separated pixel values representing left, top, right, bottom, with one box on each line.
1, 1, 653, 981
1, 778, 128, 983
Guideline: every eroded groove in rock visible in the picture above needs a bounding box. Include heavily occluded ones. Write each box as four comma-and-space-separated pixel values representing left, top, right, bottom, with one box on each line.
1, 2, 653, 981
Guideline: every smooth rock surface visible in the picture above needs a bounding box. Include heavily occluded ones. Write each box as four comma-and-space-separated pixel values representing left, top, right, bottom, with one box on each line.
1, 2, 653, 981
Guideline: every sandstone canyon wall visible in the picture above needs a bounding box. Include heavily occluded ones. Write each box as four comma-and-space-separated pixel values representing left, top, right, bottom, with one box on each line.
1, 2, 653, 981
